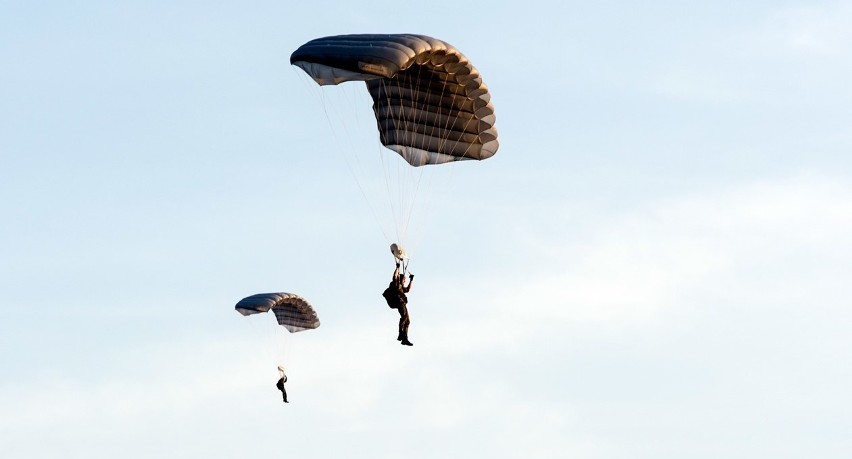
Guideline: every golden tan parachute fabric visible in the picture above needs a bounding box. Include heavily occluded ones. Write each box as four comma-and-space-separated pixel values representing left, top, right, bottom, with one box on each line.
235, 293, 320, 333
291, 34, 498, 166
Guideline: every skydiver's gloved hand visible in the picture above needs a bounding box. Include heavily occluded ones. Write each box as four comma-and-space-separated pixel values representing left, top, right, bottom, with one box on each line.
409, 274, 414, 280
396, 262, 400, 268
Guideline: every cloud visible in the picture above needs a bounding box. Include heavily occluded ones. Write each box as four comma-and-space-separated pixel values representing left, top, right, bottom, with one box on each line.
3, 174, 852, 458
751, 3, 852, 56
653, 3, 852, 105
421, 173, 852, 356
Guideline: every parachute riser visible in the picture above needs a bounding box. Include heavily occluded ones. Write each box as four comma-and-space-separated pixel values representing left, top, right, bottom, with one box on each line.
390, 242, 410, 276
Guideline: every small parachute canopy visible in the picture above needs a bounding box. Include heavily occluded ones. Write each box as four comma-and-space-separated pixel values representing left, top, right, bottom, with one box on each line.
235, 293, 320, 333
291, 34, 498, 167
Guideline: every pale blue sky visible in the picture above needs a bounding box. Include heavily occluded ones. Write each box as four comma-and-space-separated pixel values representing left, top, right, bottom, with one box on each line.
2, 1, 852, 458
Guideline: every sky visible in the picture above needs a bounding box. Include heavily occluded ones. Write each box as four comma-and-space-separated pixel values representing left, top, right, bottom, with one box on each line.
2, 1, 852, 457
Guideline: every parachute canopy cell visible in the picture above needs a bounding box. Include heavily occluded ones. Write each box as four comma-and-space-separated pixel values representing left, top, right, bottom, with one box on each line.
235, 293, 320, 333
291, 34, 498, 167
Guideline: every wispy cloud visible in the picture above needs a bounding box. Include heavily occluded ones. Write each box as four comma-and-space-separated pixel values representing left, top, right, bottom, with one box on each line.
494, 173, 852, 325
3, 174, 851, 458
654, 3, 852, 105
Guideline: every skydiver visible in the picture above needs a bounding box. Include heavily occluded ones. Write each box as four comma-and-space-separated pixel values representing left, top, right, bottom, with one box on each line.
383, 261, 414, 346
276, 366, 288, 403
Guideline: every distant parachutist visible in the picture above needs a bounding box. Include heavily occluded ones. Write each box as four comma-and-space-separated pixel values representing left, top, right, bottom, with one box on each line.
234, 292, 319, 404
276, 366, 288, 403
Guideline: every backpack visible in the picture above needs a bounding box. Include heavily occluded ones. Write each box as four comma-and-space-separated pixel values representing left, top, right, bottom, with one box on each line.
382, 286, 399, 309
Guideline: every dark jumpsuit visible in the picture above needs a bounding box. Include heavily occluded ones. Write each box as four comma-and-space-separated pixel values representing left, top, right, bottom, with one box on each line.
384, 270, 413, 345
276, 375, 288, 403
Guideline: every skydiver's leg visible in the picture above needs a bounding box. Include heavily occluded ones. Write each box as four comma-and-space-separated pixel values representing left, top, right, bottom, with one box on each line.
281, 386, 288, 403
397, 304, 406, 341
403, 314, 411, 339
399, 303, 413, 346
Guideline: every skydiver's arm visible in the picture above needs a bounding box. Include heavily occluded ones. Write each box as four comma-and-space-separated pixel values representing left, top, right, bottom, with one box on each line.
403, 274, 413, 293
393, 263, 400, 280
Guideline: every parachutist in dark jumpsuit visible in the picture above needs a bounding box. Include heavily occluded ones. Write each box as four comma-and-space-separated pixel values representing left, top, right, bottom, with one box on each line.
383, 262, 414, 346
276, 367, 288, 403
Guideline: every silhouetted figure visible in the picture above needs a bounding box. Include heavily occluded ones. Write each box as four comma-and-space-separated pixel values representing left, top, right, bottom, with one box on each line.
276, 366, 288, 403
383, 262, 414, 346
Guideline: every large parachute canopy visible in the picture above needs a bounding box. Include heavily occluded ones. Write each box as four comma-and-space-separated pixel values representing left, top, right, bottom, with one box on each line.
235, 293, 320, 333
291, 34, 498, 167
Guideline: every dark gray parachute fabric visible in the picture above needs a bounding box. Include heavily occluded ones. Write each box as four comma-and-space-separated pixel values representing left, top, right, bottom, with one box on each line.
235, 293, 320, 333
291, 34, 498, 167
